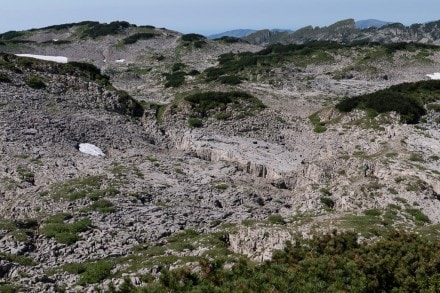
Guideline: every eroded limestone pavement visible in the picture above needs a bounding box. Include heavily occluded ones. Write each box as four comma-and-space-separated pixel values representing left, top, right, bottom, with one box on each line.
0, 34, 440, 291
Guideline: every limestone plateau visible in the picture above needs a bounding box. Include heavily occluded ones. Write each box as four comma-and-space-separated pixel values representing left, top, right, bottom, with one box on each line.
0, 20, 440, 291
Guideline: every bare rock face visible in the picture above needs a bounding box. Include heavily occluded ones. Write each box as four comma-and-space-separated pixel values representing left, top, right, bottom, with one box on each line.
174, 131, 303, 182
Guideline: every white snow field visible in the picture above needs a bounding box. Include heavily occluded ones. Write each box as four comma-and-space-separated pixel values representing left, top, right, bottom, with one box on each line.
78, 143, 105, 157
15, 54, 68, 63
427, 72, 440, 80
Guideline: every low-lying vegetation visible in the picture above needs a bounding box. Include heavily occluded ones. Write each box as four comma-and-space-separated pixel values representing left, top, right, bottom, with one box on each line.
204, 41, 342, 82
336, 80, 440, 123
25, 75, 45, 89
183, 91, 265, 119
137, 231, 440, 292
41, 213, 92, 245
122, 32, 156, 44
62, 260, 113, 285
42, 175, 119, 201
81, 21, 132, 39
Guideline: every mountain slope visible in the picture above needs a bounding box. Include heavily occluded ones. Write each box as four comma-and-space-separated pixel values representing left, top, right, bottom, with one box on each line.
355, 19, 391, 29
2, 21, 440, 291
208, 29, 257, 39
245, 18, 440, 45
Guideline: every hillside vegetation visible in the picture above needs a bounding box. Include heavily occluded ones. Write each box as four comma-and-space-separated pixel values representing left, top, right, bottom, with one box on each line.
336, 80, 440, 123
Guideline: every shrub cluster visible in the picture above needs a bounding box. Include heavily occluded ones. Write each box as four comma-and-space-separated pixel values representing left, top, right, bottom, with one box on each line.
0, 72, 11, 83
122, 32, 156, 44
335, 80, 440, 123
116, 90, 145, 117
25, 75, 45, 89
31, 21, 99, 32
41, 213, 91, 245
63, 260, 113, 285
214, 36, 241, 43
204, 41, 343, 82
81, 21, 131, 38
184, 91, 265, 117
140, 231, 440, 292
164, 71, 186, 88
181, 34, 206, 42
181, 34, 207, 48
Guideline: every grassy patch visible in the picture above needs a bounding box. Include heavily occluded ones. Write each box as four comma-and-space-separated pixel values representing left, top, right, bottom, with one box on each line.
45, 175, 116, 201
63, 260, 113, 285
25, 75, 45, 89
0, 252, 36, 266
87, 199, 116, 213
41, 213, 92, 245
267, 214, 286, 225
405, 208, 430, 224
309, 112, 327, 133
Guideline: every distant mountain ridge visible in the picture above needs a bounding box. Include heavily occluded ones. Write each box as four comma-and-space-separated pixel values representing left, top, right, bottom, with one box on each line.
208, 28, 292, 40
244, 18, 440, 45
355, 19, 391, 29
208, 29, 257, 39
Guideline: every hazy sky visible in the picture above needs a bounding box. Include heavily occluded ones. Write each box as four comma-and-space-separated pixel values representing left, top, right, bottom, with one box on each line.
1, 0, 439, 35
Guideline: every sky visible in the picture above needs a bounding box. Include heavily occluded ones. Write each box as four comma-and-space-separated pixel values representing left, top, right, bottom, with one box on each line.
1, 0, 440, 36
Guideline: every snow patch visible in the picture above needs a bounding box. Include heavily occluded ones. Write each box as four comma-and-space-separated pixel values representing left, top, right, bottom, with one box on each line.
115, 59, 125, 63
427, 72, 440, 80
78, 143, 105, 157
15, 54, 68, 64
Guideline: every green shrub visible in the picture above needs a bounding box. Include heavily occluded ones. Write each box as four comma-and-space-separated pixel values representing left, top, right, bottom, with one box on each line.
319, 188, 332, 196
215, 36, 241, 43
335, 80, 440, 124
215, 183, 229, 190
406, 208, 430, 223
88, 199, 115, 213
267, 214, 286, 225
363, 209, 382, 216
77, 260, 113, 285
25, 75, 45, 89
172, 63, 185, 72
41, 215, 92, 245
309, 113, 327, 133
188, 117, 203, 128
409, 153, 424, 162
193, 40, 206, 48
184, 91, 265, 117
320, 197, 335, 209
142, 230, 440, 292
81, 21, 131, 38
427, 103, 440, 112
203, 41, 342, 82
218, 75, 242, 85
181, 34, 206, 42
164, 71, 186, 88
64, 260, 113, 285
0, 30, 25, 40
214, 112, 231, 120
188, 69, 200, 76
0, 72, 11, 83
0, 252, 36, 266
0, 285, 19, 292
122, 32, 156, 44
115, 90, 144, 117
